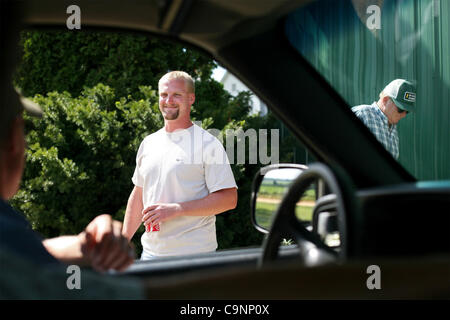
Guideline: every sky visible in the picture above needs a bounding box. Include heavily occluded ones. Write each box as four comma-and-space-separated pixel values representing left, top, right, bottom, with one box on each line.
212, 65, 226, 82
265, 168, 302, 181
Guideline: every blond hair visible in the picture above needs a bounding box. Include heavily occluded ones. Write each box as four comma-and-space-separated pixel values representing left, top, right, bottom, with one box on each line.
159, 71, 195, 94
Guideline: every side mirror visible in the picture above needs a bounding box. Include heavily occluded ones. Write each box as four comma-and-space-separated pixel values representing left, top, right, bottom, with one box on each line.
251, 164, 311, 233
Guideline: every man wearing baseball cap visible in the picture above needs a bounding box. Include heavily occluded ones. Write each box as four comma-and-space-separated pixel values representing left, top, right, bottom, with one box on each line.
0, 5, 145, 299
352, 79, 416, 159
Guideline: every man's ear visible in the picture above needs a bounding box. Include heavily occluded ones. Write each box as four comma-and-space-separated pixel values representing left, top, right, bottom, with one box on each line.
381, 95, 391, 105
0, 116, 25, 200
189, 93, 195, 106
6, 116, 25, 156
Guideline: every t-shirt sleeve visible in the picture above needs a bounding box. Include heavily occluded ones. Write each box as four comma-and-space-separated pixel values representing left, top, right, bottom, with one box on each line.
131, 140, 145, 188
203, 136, 237, 193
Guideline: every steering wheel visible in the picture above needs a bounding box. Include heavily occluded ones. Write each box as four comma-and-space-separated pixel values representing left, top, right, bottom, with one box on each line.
259, 163, 358, 267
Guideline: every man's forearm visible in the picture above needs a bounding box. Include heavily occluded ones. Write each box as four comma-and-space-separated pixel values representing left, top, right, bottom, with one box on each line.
44, 215, 136, 272
43, 234, 89, 265
179, 188, 237, 217
122, 186, 144, 241
142, 188, 237, 228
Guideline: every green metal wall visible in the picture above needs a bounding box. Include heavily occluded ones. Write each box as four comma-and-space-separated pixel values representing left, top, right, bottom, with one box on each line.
286, 0, 449, 180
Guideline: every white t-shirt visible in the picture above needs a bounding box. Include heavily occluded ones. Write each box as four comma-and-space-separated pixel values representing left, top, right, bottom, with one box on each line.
132, 123, 237, 257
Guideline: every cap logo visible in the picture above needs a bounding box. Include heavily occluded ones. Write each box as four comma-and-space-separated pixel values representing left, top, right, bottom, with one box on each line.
404, 92, 416, 102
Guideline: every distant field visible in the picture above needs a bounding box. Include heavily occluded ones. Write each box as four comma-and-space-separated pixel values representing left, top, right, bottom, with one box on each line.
258, 182, 316, 201
255, 201, 314, 230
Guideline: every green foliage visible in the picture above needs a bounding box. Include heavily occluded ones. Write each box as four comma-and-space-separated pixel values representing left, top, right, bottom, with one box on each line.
192, 80, 252, 129
12, 85, 160, 240
16, 31, 215, 98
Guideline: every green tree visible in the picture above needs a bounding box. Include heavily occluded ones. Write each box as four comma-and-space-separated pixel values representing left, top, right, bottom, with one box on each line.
16, 31, 215, 98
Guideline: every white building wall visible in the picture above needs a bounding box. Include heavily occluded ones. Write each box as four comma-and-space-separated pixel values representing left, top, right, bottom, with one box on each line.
220, 71, 267, 116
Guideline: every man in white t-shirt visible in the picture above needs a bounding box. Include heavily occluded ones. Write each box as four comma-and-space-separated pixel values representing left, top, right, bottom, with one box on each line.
122, 71, 238, 259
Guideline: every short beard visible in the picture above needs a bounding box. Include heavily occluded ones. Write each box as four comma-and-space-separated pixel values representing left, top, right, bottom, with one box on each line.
162, 108, 179, 120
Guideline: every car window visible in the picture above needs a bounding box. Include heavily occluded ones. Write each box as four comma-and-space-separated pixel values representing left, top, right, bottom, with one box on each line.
285, 0, 449, 181
12, 29, 315, 258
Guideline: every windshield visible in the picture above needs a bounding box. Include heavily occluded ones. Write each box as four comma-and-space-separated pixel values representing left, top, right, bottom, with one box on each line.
285, 0, 449, 181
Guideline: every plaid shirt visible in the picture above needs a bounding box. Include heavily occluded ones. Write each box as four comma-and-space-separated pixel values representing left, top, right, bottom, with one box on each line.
352, 102, 399, 159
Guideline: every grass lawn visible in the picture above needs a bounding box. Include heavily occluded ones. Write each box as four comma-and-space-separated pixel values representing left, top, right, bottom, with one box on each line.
258, 183, 316, 201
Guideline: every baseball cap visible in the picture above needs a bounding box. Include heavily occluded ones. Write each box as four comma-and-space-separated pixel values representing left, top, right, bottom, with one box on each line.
383, 79, 416, 112
13, 87, 43, 118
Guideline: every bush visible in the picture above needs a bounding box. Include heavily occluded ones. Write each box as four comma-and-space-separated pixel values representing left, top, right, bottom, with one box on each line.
15, 30, 215, 98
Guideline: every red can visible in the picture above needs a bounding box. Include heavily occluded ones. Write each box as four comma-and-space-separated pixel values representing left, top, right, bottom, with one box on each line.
146, 223, 160, 232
